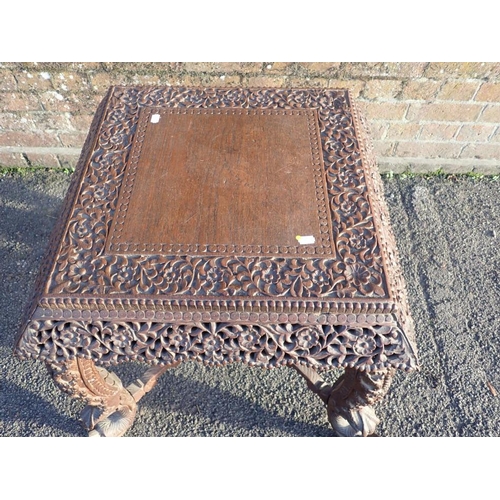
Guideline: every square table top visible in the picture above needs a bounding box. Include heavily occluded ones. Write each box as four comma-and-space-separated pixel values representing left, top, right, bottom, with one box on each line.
15, 86, 417, 372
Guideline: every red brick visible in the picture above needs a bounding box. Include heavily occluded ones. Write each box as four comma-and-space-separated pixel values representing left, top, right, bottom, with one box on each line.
455, 124, 497, 142
245, 75, 288, 87
0, 92, 41, 111
58, 132, 90, 148
328, 79, 365, 97
172, 74, 205, 86
475, 82, 500, 102
363, 79, 402, 100
66, 62, 103, 72
41, 92, 102, 114
419, 123, 459, 141
178, 74, 241, 86
0, 152, 27, 167
220, 62, 263, 73
372, 140, 395, 156
264, 62, 296, 73
15, 71, 54, 91
0, 111, 73, 132
15, 62, 101, 72
479, 105, 500, 122
128, 74, 162, 86
384, 122, 421, 140
359, 101, 408, 121
437, 80, 480, 101
0, 62, 20, 70
101, 62, 182, 73
80, 94, 103, 114
394, 141, 463, 158
406, 102, 483, 122
468, 164, 500, 175
341, 62, 426, 78
184, 62, 262, 74
0, 131, 61, 147
182, 62, 215, 73
57, 154, 80, 169
285, 76, 329, 88
296, 62, 342, 74
90, 72, 124, 91
400, 79, 441, 100
0, 112, 19, 129
156, 76, 175, 86
460, 143, 500, 159
0, 71, 17, 91
166, 62, 184, 73
39, 91, 73, 112
69, 114, 94, 132
424, 62, 500, 79
24, 113, 68, 133
108, 73, 154, 86
314, 77, 334, 89
490, 128, 500, 142
366, 121, 387, 140
24, 152, 61, 168
52, 72, 90, 92
211, 74, 242, 86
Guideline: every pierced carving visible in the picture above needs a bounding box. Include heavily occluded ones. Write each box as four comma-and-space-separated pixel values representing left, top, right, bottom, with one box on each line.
19, 319, 416, 372
47, 357, 137, 437
352, 101, 415, 340
13, 86, 418, 437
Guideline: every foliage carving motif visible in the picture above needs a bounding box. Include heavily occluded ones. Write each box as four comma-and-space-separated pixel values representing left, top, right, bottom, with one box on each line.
47, 87, 388, 300
18, 318, 415, 372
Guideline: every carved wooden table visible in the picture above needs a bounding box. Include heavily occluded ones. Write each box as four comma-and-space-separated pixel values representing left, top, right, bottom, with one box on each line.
14, 86, 418, 437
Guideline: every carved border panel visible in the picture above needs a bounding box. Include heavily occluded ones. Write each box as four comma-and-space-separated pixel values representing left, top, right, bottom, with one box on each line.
17, 318, 416, 372
46, 87, 388, 301
15, 87, 418, 372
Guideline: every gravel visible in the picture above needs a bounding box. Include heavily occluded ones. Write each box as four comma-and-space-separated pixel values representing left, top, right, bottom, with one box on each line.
2, 169, 500, 437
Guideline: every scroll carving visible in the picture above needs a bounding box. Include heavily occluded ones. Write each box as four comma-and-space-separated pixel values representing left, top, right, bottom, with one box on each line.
18, 318, 416, 372
47, 87, 389, 301
47, 357, 137, 437
47, 357, 177, 436
13, 86, 418, 437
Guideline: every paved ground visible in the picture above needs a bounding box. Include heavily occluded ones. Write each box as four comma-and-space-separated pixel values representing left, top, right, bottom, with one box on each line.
1, 169, 500, 437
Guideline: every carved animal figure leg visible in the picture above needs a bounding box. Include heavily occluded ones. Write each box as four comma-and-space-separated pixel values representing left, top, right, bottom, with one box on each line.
293, 365, 395, 437
326, 367, 395, 437
47, 357, 178, 437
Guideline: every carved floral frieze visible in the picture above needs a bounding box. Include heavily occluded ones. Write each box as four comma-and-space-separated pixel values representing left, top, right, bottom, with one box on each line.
15, 87, 418, 373
18, 319, 416, 372
47, 87, 388, 300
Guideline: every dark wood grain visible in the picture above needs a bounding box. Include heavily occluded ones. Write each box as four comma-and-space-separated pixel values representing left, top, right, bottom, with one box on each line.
111, 108, 323, 251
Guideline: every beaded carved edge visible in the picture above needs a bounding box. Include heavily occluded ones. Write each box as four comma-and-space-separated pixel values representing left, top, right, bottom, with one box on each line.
107, 107, 333, 256
15, 87, 417, 371
45, 87, 389, 301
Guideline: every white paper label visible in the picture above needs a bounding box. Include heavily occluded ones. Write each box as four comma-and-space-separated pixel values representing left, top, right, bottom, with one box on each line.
295, 235, 315, 245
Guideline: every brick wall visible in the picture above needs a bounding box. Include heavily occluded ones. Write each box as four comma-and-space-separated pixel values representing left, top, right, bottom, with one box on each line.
1, 62, 499, 173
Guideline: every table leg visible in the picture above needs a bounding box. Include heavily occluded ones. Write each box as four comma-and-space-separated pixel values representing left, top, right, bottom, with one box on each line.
46, 358, 178, 437
293, 365, 395, 437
